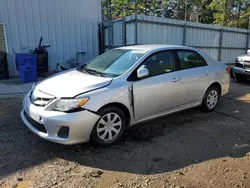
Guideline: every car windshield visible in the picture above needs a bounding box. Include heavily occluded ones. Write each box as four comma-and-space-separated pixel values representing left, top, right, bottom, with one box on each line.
77, 49, 145, 77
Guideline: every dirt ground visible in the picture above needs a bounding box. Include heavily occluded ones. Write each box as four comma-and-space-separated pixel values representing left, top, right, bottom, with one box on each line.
1, 80, 250, 188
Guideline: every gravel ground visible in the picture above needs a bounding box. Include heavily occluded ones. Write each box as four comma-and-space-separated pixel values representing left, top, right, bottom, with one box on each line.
1, 80, 250, 188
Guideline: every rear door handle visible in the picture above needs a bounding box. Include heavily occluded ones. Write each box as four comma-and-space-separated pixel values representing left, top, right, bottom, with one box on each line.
172, 77, 180, 83
205, 71, 209, 75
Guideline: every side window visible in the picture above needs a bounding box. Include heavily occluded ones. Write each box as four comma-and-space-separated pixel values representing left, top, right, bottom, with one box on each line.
141, 51, 176, 77
177, 51, 207, 70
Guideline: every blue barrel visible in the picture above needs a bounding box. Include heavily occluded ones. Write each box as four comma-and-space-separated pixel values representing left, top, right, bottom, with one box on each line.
16, 53, 38, 83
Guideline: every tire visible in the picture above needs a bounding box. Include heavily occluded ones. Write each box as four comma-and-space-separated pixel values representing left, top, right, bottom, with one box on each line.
235, 74, 245, 82
90, 106, 127, 146
200, 86, 220, 113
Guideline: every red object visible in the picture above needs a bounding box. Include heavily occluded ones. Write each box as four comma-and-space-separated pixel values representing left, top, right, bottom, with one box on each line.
226, 67, 231, 73
112, 16, 121, 20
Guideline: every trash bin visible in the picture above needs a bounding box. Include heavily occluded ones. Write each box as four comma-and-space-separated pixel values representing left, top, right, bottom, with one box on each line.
16, 53, 38, 83
0, 52, 9, 80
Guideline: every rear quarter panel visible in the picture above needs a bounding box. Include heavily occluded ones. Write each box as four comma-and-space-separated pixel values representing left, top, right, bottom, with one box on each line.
199, 50, 230, 96
208, 63, 230, 96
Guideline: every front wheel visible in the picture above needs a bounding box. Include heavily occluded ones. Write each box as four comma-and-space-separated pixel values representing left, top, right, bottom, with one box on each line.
201, 86, 220, 112
90, 106, 126, 146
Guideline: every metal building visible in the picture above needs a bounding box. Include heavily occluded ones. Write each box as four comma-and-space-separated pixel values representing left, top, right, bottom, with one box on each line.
0, 0, 101, 77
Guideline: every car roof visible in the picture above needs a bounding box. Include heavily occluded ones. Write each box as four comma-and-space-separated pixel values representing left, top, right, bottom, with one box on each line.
117, 44, 196, 52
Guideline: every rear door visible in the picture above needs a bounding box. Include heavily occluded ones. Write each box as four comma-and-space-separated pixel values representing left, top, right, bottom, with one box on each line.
132, 50, 182, 121
175, 50, 210, 106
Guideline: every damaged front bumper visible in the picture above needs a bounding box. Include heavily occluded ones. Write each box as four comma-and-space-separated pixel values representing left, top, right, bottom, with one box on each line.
21, 94, 100, 145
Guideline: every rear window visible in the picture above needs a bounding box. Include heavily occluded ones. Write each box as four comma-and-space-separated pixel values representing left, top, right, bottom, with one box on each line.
177, 50, 207, 70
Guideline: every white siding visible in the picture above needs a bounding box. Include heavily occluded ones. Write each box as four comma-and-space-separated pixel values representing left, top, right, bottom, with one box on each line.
0, 0, 101, 77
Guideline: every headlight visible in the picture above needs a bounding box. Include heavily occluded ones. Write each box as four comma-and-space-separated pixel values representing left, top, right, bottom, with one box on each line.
236, 58, 244, 64
50, 98, 89, 112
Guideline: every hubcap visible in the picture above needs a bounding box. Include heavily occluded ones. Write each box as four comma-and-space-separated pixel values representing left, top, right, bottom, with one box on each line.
96, 113, 122, 141
207, 89, 219, 110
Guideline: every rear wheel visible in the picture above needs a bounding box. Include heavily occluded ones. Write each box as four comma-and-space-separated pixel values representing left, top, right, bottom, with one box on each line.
90, 106, 126, 146
201, 86, 220, 112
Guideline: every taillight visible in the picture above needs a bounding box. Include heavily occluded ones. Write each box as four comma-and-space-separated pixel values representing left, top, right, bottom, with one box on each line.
226, 67, 231, 73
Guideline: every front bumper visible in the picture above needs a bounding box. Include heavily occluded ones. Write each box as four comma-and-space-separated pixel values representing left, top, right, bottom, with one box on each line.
21, 94, 100, 145
232, 67, 250, 76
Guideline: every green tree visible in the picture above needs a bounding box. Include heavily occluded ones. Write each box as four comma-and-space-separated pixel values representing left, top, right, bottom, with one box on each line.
101, 0, 250, 29
208, 0, 250, 28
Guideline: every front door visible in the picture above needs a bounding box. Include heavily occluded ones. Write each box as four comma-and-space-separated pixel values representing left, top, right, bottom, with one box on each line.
132, 50, 182, 121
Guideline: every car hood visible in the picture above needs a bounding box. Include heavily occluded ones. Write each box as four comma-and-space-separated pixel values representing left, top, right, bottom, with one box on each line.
238, 54, 250, 61
35, 69, 113, 98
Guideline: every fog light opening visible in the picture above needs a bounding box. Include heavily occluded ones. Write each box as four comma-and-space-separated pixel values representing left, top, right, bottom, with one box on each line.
58, 127, 69, 138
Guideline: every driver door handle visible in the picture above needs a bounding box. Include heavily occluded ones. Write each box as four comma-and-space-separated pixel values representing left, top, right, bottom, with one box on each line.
172, 77, 180, 83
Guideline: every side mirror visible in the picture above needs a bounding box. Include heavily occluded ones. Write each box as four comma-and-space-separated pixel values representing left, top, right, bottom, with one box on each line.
247, 49, 250, 55
137, 66, 149, 79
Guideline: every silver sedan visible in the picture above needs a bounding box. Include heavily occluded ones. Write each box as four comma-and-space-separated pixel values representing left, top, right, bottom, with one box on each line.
21, 45, 230, 146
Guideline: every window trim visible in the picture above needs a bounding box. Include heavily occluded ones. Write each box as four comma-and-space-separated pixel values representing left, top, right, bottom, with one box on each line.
0, 23, 8, 53
175, 49, 208, 70
127, 49, 179, 81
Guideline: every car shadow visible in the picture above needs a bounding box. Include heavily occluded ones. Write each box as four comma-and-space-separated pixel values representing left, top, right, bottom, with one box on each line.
1, 82, 250, 177
59, 105, 250, 174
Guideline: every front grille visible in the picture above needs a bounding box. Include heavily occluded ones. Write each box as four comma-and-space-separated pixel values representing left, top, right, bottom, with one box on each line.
30, 89, 54, 107
24, 111, 47, 133
244, 64, 250, 69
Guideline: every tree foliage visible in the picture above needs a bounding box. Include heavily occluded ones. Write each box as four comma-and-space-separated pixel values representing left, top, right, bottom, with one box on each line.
102, 0, 250, 29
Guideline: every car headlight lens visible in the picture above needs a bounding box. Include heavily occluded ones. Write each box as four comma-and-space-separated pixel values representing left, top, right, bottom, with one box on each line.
50, 98, 89, 112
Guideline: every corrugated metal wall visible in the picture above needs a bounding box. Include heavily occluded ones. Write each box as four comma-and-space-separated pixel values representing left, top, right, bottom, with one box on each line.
0, 0, 101, 77
135, 15, 184, 45
222, 28, 248, 48
108, 14, 250, 64
112, 19, 124, 47
185, 22, 222, 60
126, 23, 136, 45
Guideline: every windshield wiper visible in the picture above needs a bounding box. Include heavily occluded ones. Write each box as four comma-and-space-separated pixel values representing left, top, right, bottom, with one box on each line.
76, 64, 86, 71
84, 69, 107, 77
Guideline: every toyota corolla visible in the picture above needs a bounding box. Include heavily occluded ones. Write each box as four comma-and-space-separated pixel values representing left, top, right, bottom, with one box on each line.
21, 45, 230, 146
